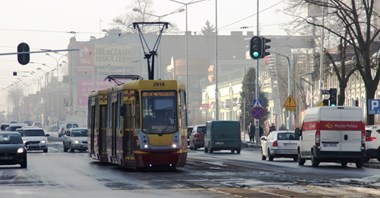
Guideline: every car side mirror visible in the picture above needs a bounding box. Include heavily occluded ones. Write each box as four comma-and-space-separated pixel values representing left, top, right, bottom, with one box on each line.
260, 136, 267, 141
295, 128, 302, 136
45, 134, 50, 137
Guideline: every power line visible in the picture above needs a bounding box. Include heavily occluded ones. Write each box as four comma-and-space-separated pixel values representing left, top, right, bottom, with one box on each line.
219, 0, 285, 30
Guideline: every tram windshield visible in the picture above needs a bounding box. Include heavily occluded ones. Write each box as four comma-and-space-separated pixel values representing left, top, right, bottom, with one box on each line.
142, 91, 178, 134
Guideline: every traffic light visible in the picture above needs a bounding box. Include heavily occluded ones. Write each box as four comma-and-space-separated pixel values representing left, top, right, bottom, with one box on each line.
262, 37, 271, 57
17, 42, 30, 65
329, 88, 337, 106
250, 36, 263, 59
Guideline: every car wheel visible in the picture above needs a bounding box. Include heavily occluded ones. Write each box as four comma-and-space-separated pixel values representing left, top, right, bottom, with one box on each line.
44, 149, 48, 153
293, 157, 298, 162
298, 153, 305, 166
311, 152, 319, 167
204, 147, 208, 153
268, 149, 273, 161
231, 150, 234, 154
20, 157, 27, 169
63, 143, 68, 152
341, 161, 348, 167
364, 156, 370, 163
210, 148, 213, 153
69, 144, 75, 152
356, 160, 363, 168
236, 149, 241, 154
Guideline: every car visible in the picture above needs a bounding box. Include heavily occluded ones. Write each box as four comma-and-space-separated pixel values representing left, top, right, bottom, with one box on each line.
189, 124, 206, 150
0, 123, 9, 131
58, 122, 79, 137
21, 127, 49, 153
261, 130, 300, 161
365, 125, 380, 162
187, 126, 193, 146
62, 128, 88, 152
6, 123, 27, 132
0, 132, 27, 168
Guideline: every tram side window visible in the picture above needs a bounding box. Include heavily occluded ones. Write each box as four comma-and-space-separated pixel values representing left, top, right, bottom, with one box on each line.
135, 92, 140, 128
100, 105, 107, 128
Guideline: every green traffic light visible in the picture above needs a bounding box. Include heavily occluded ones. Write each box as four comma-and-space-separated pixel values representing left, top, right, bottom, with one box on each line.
252, 51, 259, 58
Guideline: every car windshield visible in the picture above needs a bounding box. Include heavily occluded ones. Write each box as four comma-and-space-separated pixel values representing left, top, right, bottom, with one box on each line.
23, 130, 45, 137
67, 124, 79, 129
0, 134, 22, 144
71, 129, 87, 137
196, 126, 206, 133
277, 132, 299, 140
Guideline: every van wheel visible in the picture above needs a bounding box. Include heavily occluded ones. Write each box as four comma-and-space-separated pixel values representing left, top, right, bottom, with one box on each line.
231, 150, 234, 154
204, 147, 208, 153
377, 149, 380, 162
268, 149, 273, 161
293, 157, 298, 162
236, 149, 241, 154
341, 161, 348, 167
311, 153, 319, 167
356, 160, 363, 168
298, 153, 305, 166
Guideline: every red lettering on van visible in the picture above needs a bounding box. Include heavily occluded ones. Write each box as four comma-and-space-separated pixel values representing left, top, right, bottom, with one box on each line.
303, 121, 364, 131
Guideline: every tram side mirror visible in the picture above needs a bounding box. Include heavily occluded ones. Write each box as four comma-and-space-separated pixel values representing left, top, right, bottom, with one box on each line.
120, 105, 126, 116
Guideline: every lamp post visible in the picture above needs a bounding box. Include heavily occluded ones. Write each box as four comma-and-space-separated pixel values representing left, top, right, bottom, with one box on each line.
132, 7, 185, 79
46, 53, 67, 81
168, 0, 209, 123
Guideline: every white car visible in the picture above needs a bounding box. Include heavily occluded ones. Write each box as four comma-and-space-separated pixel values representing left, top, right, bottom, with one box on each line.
62, 128, 88, 152
261, 130, 299, 161
21, 127, 49, 153
365, 125, 380, 162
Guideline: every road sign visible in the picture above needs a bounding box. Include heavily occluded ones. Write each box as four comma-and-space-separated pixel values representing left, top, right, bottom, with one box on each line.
252, 99, 262, 107
284, 95, 296, 111
251, 106, 264, 119
368, 99, 380, 114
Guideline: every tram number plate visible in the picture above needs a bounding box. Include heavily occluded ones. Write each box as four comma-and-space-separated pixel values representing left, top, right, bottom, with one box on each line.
153, 82, 165, 87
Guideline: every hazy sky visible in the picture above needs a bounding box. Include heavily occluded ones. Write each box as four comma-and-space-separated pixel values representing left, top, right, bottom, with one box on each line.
0, 0, 290, 95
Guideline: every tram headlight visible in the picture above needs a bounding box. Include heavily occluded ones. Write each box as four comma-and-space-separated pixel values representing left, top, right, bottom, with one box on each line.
172, 143, 177, 148
144, 144, 149, 149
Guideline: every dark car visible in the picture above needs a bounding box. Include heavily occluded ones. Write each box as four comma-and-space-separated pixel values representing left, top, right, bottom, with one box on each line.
0, 132, 27, 168
189, 124, 206, 150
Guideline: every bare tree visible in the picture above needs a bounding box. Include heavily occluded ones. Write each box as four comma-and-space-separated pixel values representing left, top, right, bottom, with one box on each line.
285, 0, 380, 124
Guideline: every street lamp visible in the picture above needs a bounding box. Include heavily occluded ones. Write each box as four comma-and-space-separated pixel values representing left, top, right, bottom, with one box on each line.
46, 52, 67, 81
168, 0, 209, 123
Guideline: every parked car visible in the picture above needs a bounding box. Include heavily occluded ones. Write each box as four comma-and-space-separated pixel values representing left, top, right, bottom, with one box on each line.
187, 126, 193, 146
58, 122, 79, 137
21, 127, 49, 153
365, 125, 380, 162
261, 130, 299, 161
62, 128, 88, 152
189, 124, 206, 150
204, 120, 241, 154
0, 132, 27, 168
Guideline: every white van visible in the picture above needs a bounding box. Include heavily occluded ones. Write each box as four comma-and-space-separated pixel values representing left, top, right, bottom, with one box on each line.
296, 106, 365, 168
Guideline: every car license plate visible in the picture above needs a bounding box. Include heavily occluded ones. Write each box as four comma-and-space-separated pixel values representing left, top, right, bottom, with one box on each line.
29, 144, 39, 147
0, 156, 13, 160
323, 143, 337, 147
284, 143, 296, 146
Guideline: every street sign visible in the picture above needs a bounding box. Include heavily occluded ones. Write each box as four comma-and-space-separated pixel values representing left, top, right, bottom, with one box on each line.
252, 99, 262, 107
368, 99, 380, 114
251, 106, 264, 119
284, 95, 296, 111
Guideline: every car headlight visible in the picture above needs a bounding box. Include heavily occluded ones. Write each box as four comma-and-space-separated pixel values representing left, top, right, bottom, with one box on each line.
74, 140, 79, 144
17, 148, 25, 153
41, 140, 46, 144
23, 140, 26, 144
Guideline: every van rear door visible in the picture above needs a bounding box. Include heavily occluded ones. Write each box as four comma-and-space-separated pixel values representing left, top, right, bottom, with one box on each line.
319, 107, 362, 152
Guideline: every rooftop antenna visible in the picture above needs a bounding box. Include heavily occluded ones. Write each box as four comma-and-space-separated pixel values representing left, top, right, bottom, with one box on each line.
133, 22, 169, 80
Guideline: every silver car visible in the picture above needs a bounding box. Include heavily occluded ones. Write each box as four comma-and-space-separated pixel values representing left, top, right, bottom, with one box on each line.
62, 128, 88, 152
261, 131, 300, 161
